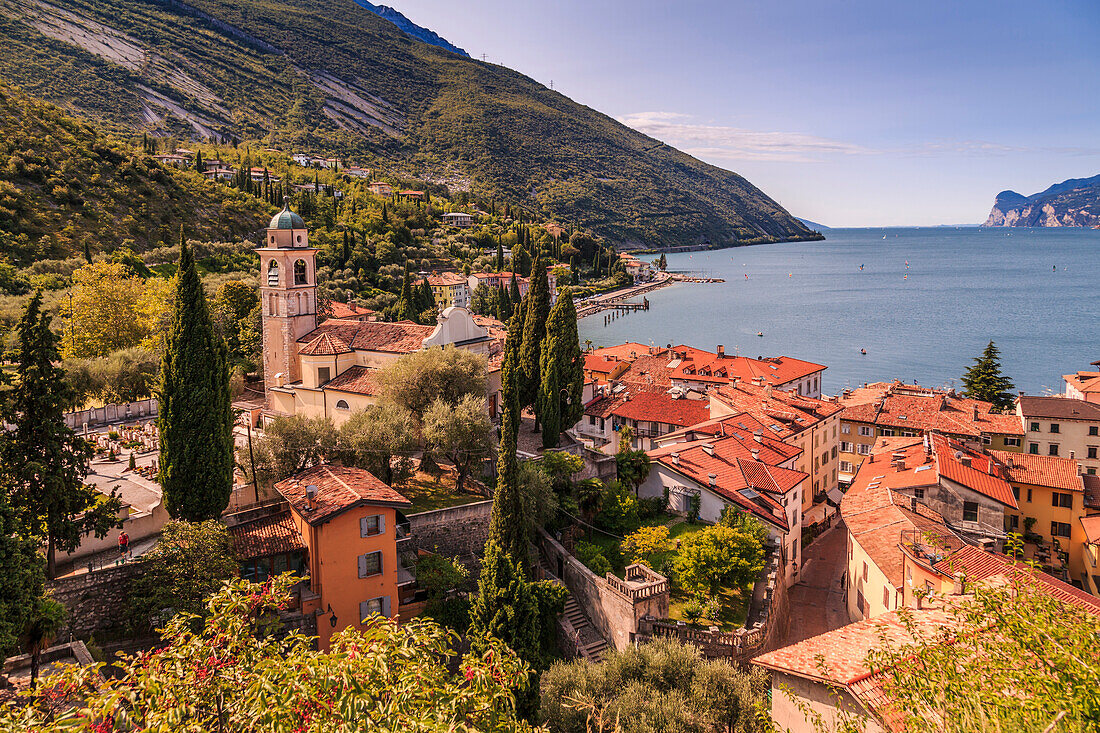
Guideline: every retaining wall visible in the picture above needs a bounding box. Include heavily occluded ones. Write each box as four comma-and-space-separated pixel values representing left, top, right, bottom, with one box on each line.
406, 500, 493, 561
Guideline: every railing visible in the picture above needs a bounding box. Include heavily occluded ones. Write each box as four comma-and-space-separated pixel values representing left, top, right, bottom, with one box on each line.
605, 564, 669, 601
395, 521, 412, 541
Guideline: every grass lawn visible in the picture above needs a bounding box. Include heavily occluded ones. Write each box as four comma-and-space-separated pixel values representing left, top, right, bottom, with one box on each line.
667, 584, 753, 631
398, 471, 489, 514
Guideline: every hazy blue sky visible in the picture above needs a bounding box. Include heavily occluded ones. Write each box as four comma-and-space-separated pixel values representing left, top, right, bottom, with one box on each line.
383, 0, 1100, 226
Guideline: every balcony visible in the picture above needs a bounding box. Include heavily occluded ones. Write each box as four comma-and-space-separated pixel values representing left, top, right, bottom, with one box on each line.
395, 511, 412, 543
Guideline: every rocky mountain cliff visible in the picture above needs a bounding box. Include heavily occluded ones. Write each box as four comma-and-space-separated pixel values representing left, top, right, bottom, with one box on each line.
0, 0, 818, 248
983, 175, 1100, 227
351, 1, 469, 57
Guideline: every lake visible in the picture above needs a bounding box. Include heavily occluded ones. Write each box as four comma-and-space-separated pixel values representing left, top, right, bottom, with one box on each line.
578, 227, 1099, 396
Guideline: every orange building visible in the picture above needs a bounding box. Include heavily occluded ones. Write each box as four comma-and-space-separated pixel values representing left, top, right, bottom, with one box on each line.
275, 465, 413, 650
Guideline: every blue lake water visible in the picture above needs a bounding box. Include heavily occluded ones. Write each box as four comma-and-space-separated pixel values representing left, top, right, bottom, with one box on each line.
578, 227, 1099, 396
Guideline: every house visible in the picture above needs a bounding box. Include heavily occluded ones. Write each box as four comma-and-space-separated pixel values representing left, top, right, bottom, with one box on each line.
274, 465, 413, 650
618, 252, 653, 282
228, 509, 308, 583
397, 190, 426, 202
708, 380, 843, 522
423, 272, 471, 308
368, 181, 393, 196
203, 158, 225, 171
576, 386, 710, 451
344, 166, 372, 178
835, 381, 1024, 486
637, 430, 808, 584
441, 211, 475, 228
325, 301, 379, 322
258, 204, 503, 426
1017, 395, 1100, 475
1064, 360, 1100, 403
153, 153, 190, 167
544, 222, 566, 238
291, 153, 313, 166
202, 168, 236, 182
250, 167, 280, 183
467, 271, 530, 300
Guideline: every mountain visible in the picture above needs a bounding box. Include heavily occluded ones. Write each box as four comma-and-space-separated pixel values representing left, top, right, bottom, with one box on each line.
0, 0, 819, 249
983, 175, 1100, 227
351, 1, 469, 57
795, 217, 830, 231
0, 81, 270, 267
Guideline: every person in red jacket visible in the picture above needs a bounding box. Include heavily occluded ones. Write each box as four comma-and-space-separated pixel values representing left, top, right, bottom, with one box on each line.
118, 530, 130, 559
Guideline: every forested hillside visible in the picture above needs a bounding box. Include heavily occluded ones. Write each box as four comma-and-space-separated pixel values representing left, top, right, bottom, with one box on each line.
0, 0, 819, 248
0, 82, 270, 265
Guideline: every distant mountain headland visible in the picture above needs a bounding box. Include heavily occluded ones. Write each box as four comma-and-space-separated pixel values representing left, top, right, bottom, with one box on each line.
351, 1, 470, 57
983, 174, 1100, 227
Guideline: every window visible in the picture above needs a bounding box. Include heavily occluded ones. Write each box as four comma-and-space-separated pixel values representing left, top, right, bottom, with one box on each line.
857, 444, 871, 456
1049, 444, 1059, 456
1007, 515, 1019, 530
841, 424, 851, 435
883, 586, 890, 609
1088, 468, 1096, 475
1027, 488, 1032, 503
1005, 437, 1021, 447
359, 596, 391, 622
1052, 492, 1073, 509
335, 399, 350, 410
1090, 426, 1099, 436
831, 446, 838, 458
856, 590, 866, 616
1088, 447, 1098, 459
862, 561, 869, 581
1012, 486, 1020, 501
318, 367, 330, 384
360, 514, 385, 537
1030, 421, 1040, 432
880, 428, 896, 437
980, 434, 991, 445
840, 460, 853, 472
358, 551, 383, 578
267, 260, 279, 286
914, 488, 925, 500
1029, 443, 1039, 454
841, 441, 853, 452
858, 426, 873, 437
1051, 521, 1071, 538
1050, 423, 1060, 434
294, 259, 308, 285
962, 501, 979, 523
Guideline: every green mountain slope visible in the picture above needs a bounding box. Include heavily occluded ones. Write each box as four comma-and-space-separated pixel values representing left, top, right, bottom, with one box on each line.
0, 82, 271, 265
0, 0, 819, 248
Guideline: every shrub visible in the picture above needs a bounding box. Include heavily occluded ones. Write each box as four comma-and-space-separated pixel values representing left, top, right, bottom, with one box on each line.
683, 599, 704, 624
621, 525, 672, 568
595, 481, 640, 535
637, 495, 666, 520
575, 541, 612, 576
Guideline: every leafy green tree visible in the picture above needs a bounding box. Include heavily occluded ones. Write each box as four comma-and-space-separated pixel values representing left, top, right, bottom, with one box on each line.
212, 279, 259, 363
538, 290, 584, 448
519, 256, 550, 424
129, 520, 238, 632
470, 282, 497, 316
19, 596, 66, 688
3, 292, 122, 578
595, 481, 641, 535
960, 340, 1016, 410
540, 636, 770, 733
621, 525, 673, 569
61, 262, 149, 358
675, 524, 765, 599
157, 234, 234, 521
64, 346, 161, 405
335, 404, 417, 486
574, 540, 613, 576
379, 347, 487, 423
0, 495, 44, 669
540, 449, 584, 499
243, 414, 337, 489
2, 577, 538, 732
423, 394, 494, 494
616, 427, 651, 496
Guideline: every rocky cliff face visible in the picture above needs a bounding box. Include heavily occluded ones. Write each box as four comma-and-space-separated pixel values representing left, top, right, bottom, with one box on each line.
983, 175, 1100, 227
351, 1, 469, 57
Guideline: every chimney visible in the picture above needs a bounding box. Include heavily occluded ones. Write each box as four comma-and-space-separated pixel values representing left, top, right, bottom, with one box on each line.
910, 496, 917, 512
702, 443, 715, 456
671, 452, 680, 466
895, 458, 906, 471
716, 344, 725, 357
751, 448, 760, 460
708, 473, 717, 487
304, 484, 318, 511
731, 377, 740, 388
764, 385, 773, 399
959, 455, 972, 468
953, 572, 966, 595
973, 406, 979, 421
753, 430, 763, 443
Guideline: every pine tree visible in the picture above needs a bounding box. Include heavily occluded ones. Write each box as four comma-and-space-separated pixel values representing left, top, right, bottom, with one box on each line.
496, 238, 505, 271
2, 292, 122, 578
538, 290, 584, 449
961, 341, 1016, 410
509, 272, 521, 306
83, 241, 93, 264
158, 230, 234, 521
519, 256, 550, 427
194, 150, 203, 173
0, 495, 44, 668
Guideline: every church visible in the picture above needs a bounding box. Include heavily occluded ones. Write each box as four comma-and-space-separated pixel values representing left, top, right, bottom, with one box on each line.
258, 202, 504, 425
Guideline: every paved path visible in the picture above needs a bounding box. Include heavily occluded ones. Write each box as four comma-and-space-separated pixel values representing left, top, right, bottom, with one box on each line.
783, 522, 850, 646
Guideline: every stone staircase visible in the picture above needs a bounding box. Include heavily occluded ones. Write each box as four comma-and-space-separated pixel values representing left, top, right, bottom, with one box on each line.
539, 558, 611, 663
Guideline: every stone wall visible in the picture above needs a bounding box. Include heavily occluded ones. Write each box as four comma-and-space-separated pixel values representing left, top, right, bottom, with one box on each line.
65, 399, 158, 431
407, 500, 493, 561
47, 563, 146, 639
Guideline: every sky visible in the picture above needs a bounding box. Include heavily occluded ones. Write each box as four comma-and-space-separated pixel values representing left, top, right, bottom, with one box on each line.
381, 0, 1100, 227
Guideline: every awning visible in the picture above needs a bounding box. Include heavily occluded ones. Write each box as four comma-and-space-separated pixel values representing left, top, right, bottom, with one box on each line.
826, 487, 845, 507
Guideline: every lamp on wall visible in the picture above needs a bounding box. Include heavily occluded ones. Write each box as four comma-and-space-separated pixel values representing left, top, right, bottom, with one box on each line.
316, 603, 338, 629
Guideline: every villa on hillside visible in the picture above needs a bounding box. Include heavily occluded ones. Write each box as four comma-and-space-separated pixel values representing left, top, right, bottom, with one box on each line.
441, 211, 475, 228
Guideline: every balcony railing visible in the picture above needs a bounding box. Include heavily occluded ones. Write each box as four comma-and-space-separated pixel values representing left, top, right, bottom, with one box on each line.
395, 521, 412, 541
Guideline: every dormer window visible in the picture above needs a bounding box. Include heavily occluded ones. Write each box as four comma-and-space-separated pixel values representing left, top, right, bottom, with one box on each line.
267, 260, 279, 286
294, 259, 308, 285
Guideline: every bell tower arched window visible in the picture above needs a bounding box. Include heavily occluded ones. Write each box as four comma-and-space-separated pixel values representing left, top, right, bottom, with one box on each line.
294, 259, 308, 286
267, 260, 280, 287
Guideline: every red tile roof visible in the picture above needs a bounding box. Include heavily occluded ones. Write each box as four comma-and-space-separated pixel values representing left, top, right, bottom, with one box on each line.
1080, 515, 1100, 545
1085, 474, 1100, 510
228, 510, 305, 560
933, 544, 1100, 616
669, 349, 825, 388
276, 465, 410, 526
1017, 395, 1100, 421
609, 392, 710, 428
424, 272, 468, 287
298, 319, 433, 354
659, 412, 798, 443
839, 382, 1023, 438
988, 450, 1083, 492
712, 382, 842, 432
326, 301, 378, 321
1064, 371, 1100, 395
322, 365, 380, 396
298, 332, 353, 356
932, 435, 1017, 508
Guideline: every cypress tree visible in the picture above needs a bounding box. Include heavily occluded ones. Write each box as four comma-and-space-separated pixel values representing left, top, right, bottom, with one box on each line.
488, 301, 527, 564
496, 238, 505, 271
83, 241, 93, 264
2, 293, 122, 578
194, 150, 203, 173
158, 229, 234, 521
538, 289, 584, 449
961, 340, 1016, 410
498, 283, 512, 323
519, 256, 550, 426
509, 271, 521, 306
395, 262, 413, 320
341, 230, 350, 268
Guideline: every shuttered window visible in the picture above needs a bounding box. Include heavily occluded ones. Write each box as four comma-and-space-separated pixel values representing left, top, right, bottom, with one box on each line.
360, 514, 385, 537
359, 596, 391, 622
357, 551, 382, 578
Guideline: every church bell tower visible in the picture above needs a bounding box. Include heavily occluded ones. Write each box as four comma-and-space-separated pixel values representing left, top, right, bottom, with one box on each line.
259, 199, 318, 401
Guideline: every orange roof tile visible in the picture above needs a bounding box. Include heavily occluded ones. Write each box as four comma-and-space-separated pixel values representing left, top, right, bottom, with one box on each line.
658, 412, 798, 443
988, 450, 1083, 492
713, 381, 842, 432
609, 392, 710, 428
1017, 395, 1100, 421
228, 510, 304, 560
322, 365, 379, 396
1064, 371, 1100, 394
1085, 474, 1100, 510
1080, 515, 1100, 545
299, 319, 433, 354
298, 332, 353, 356
276, 465, 410, 526
932, 435, 1017, 508
839, 383, 1023, 438
670, 350, 825, 387
326, 301, 377, 320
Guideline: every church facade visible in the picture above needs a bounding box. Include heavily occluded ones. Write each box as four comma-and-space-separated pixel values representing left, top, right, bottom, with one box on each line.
259, 204, 503, 426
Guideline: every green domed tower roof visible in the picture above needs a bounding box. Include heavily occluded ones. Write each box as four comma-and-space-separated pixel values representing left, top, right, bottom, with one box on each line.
268, 201, 305, 230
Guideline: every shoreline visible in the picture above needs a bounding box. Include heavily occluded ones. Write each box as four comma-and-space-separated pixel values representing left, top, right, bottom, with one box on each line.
574, 272, 723, 319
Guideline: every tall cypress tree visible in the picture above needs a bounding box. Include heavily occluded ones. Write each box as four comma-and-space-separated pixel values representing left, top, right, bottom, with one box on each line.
495, 238, 505, 271
961, 340, 1016, 410
509, 272, 522, 308
488, 300, 528, 565
395, 261, 413, 320
538, 290, 584, 449
2, 293, 121, 578
158, 231, 234, 521
498, 283, 512, 323
519, 256, 550, 428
